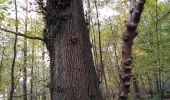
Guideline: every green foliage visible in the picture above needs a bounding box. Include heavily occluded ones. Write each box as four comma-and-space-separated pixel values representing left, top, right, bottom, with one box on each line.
0, 0, 6, 4
0, 0, 170, 99
0, 13, 5, 20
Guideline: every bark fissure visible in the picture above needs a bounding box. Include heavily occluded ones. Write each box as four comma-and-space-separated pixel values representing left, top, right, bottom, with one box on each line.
40, 0, 103, 99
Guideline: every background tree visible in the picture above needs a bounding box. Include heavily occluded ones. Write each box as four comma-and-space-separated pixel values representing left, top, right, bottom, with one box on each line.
1, 0, 170, 100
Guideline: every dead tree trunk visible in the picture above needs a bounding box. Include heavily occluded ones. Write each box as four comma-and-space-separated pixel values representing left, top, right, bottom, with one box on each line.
119, 0, 146, 100
39, 0, 103, 100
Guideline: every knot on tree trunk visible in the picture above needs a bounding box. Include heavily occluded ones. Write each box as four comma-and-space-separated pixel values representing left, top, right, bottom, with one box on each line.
119, 0, 146, 100
70, 34, 78, 44
125, 21, 137, 30
124, 57, 133, 66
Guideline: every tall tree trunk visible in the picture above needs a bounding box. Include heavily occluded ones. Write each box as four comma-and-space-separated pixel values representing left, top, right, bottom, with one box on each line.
9, 0, 18, 99
94, 0, 108, 96
109, 17, 121, 85
42, 0, 103, 99
119, 0, 146, 100
23, 0, 28, 99
23, 37, 28, 100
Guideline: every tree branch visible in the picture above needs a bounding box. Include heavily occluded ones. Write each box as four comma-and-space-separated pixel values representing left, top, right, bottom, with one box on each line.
0, 27, 44, 41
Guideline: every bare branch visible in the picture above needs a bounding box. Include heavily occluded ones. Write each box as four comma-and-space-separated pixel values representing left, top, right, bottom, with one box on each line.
0, 27, 44, 41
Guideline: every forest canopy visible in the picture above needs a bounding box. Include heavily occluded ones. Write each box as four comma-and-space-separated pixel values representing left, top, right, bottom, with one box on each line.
0, 0, 170, 100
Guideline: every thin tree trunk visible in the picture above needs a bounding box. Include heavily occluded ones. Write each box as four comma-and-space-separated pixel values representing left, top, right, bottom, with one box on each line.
155, 0, 163, 99
133, 76, 140, 100
119, 0, 146, 100
154, 71, 160, 94
91, 19, 99, 72
30, 44, 34, 100
23, 0, 28, 99
3, 90, 6, 100
9, 0, 18, 99
86, 0, 91, 30
42, 44, 46, 100
147, 74, 153, 98
42, 0, 103, 99
94, 0, 108, 96
35, 62, 39, 100
0, 43, 5, 83
109, 17, 121, 85
23, 30, 28, 100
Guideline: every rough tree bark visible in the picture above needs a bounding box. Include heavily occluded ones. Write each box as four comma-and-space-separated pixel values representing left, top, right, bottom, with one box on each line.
119, 0, 146, 100
39, 0, 103, 100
